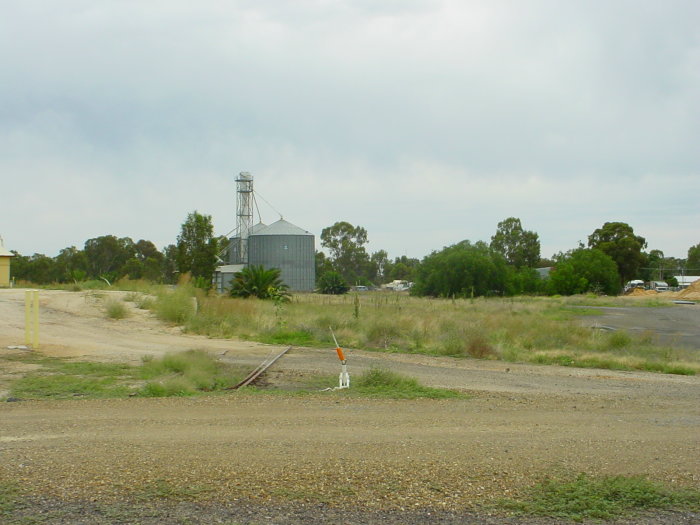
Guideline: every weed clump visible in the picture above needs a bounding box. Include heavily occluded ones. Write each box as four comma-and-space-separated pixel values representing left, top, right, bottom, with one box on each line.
351, 367, 466, 399
154, 285, 197, 324
105, 298, 129, 320
501, 473, 700, 521
138, 349, 240, 397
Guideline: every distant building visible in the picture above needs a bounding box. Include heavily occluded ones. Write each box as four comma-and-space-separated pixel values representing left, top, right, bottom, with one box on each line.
0, 236, 14, 287
248, 219, 315, 291
214, 219, 315, 293
535, 267, 553, 279
381, 280, 413, 292
213, 174, 316, 294
675, 276, 700, 289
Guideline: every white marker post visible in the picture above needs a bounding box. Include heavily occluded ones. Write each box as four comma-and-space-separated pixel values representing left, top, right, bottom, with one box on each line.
330, 327, 350, 389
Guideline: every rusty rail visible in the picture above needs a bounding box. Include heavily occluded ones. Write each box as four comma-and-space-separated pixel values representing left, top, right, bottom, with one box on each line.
227, 346, 292, 390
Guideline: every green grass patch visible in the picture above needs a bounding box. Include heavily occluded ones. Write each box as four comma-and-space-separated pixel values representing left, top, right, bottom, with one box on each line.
0, 482, 20, 515
4, 351, 246, 400
137, 350, 244, 397
500, 473, 700, 522
10, 374, 134, 400
343, 367, 467, 399
53, 361, 135, 376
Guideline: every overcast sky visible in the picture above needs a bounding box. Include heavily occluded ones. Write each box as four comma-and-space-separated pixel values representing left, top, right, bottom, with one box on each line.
2, 1, 698, 261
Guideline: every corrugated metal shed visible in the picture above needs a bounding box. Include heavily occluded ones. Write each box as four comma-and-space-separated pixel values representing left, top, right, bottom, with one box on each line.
212, 264, 245, 293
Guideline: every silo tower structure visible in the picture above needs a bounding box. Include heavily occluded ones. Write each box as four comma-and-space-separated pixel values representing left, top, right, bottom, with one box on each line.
214, 172, 316, 293
236, 172, 254, 264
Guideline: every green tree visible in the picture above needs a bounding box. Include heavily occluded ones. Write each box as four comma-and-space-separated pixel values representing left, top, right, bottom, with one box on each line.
9, 251, 29, 282
548, 248, 620, 295
121, 239, 165, 281
505, 267, 544, 296
21, 254, 59, 284
320, 221, 371, 284
315, 251, 334, 281
588, 222, 646, 285
120, 257, 144, 279
317, 271, 349, 294
386, 255, 420, 282
54, 246, 88, 283
411, 241, 510, 298
229, 265, 290, 300
639, 249, 665, 282
84, 235, 136, 281
537, 257, 555, 268
490, 217, 541, 268
687, 243, 700, 273
369, 250, 389, 284
142, 257, 164, 282
162, 244, 179, 284
176, 211, 218, 287
134, 240, 163, 263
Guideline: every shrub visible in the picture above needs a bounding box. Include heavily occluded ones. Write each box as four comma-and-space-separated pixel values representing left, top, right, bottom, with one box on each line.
105, 298, 129, 319
317, 271, 350, 294
230, 265, 291, 301
155, 285, 196, 324
138, 349, 240, 396
606, 330, 632, 350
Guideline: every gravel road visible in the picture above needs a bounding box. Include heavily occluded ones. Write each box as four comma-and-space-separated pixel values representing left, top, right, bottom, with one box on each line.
1, 289, 699, 524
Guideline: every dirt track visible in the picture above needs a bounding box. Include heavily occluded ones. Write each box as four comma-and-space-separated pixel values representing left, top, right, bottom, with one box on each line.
1, 289, 699, 523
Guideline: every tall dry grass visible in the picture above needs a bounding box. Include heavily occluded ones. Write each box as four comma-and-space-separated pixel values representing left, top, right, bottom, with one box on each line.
144, 289, 700, 375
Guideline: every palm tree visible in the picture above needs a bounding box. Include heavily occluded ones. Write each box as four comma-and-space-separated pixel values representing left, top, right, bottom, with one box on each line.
229, 265, 290, 300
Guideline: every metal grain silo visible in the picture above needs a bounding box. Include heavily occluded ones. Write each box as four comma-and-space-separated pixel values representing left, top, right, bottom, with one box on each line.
248, 219, 315, 291
227, 222, 267, 264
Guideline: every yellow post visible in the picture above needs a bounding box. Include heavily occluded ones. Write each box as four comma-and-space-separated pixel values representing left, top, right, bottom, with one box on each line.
33, 290, 40, 349
25, 290, 31, 345
24, 290, 39, 348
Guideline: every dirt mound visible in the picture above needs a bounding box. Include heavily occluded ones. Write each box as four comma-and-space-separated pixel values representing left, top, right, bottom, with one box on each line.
677, 278, 700, 300
626, 287, 657, 296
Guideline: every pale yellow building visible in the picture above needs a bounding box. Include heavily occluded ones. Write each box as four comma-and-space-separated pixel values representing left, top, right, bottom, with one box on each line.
0, 236, 14, 287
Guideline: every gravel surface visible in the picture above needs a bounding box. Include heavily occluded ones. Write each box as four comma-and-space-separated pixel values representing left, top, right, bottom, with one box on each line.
576, 303, 700, 349
5, 496, 700, 524
1, 289, 699, 524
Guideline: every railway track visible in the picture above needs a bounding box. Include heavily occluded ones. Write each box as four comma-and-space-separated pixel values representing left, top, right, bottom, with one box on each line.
227, 346, 292, 389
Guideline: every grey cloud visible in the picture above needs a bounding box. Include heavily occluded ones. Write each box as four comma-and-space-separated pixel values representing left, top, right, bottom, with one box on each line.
1, 1, 698, 258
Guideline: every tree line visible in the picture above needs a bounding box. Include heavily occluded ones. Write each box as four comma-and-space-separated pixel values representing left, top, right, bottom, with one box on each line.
10, 211, 222, 287
318, 218, 700, 298
9, 211, 700, 298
